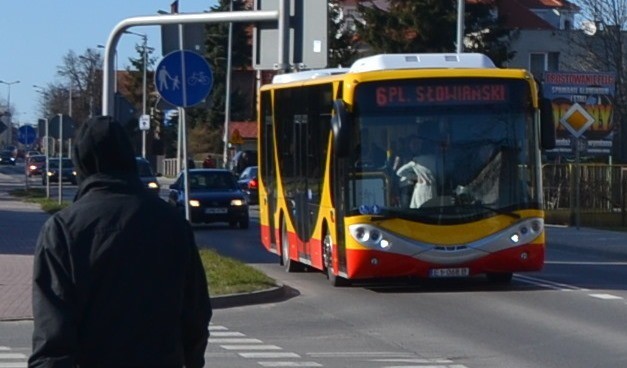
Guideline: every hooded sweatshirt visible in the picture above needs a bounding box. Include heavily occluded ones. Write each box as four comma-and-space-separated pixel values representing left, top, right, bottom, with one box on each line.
29, 116, 211, 368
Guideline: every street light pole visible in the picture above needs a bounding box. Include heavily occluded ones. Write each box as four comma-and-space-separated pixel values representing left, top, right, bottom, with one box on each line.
0, 80, 21, 146
126, 31, 149, 158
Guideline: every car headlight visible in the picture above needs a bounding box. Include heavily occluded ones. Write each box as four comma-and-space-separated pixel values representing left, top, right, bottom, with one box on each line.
148, 182, 159, 189
189, 199, 201, 207
231, 199, 245, 206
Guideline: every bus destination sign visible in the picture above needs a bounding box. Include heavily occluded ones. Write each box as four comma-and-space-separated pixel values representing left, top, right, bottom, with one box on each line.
375, 83, 508, 107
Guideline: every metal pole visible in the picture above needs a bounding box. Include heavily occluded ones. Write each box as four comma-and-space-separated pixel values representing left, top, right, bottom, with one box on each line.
222, 0, 234, 169
125, 31, 149, 158
456, 0, 465, 53
58, 114, 63, 205
45, 118, 49, 199
101, 11, 279, 116
142, 35, 148, 158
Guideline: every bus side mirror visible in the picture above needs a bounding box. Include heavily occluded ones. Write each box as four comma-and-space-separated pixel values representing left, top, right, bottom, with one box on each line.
540, 98, 556, 150
332, 99, 350, 157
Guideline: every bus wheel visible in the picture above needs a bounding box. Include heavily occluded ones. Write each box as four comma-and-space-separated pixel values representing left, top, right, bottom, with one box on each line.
281, 219, 301, 272
323, 230, 349, 287
486, 272, 513, 283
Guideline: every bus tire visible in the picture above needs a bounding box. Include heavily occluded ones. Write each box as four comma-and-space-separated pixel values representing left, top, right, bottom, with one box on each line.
486, 272, 513, 283
323, 230, 349, 287
281, 219, 301, 272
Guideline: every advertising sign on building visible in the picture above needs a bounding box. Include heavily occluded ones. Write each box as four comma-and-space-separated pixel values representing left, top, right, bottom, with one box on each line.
543, 72, 615, 158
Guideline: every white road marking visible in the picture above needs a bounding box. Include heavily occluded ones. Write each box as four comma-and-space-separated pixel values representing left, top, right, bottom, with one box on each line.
0, 364, 27, 368
545, 261, 627, 266
258, 362, 323, 367
209, 325, 228, 331
210, 331, 246, 337
0, 354, 26, 359
589, 293, 623, 300
221, 344, 282, 350
514, 274, 588, 291
309, 352, 415, 358
0, 348, 8, 351
239, 352, 301, 359
372, 358, 454, 363
209, 338, 263, 344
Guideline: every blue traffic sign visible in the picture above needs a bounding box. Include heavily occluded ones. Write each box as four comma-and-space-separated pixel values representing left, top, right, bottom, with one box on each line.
18, 125, 37, 145
155, 50, 213, 108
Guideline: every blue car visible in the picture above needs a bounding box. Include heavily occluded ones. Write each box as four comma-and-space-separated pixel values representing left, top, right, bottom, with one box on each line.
168, 168, 249, 228
42, 158, 77, 185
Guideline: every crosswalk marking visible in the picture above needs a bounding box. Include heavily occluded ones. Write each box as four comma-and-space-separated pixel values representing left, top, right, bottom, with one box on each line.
0, 363, 27, 368
0, 354, 27, 359
209, 338, 263, 344
210, 331, 246, 337
239, 352, 301, 359
209, 325, 228, 331
258, 362, 323, 367
221, 344, 282, 350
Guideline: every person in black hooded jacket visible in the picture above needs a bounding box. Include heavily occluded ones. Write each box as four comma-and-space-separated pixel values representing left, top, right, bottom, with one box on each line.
28, 116, 212, 368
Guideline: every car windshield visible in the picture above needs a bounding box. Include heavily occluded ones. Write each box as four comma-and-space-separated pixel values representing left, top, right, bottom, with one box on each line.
30, 156, 46, 163
137, 161, 154, 177
188, 171, 238, 190
48, 159, 73, 169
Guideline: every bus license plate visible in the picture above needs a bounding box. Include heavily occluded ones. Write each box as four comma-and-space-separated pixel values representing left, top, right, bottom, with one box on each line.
429, 268, 469, 278
205, 208, 227, 214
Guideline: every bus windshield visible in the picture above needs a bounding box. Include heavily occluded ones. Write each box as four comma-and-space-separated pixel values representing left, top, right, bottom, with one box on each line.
349, 78, 539, 222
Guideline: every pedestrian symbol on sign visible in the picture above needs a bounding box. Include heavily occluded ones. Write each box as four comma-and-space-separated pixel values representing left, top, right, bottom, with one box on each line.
154, 50, 214, 108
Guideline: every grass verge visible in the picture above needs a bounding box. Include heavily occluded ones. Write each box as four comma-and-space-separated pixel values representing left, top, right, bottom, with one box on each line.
10, 188, 277, 296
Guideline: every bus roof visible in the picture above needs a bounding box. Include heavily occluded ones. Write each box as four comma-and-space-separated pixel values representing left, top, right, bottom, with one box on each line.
270, 53, 497, 84
271, 68, 348, 84
348, 53, 496, 73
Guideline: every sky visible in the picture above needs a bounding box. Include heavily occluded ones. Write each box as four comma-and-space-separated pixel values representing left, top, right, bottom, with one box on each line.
0, 0, 218, 127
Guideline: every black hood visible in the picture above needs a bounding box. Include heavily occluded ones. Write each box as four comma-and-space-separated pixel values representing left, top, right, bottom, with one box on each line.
72, 116, 138, 182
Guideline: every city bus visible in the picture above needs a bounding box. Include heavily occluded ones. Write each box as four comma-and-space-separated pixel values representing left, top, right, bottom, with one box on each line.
257, 53, 555, 286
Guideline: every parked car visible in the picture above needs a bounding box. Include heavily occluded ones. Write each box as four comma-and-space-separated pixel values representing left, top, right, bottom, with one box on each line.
0, 150, 16, 165
168, 168, 249, 228
237, 166, 258, 204
136, 157, 161, 195
25, 155, 46, 176
42, 158, 77, 185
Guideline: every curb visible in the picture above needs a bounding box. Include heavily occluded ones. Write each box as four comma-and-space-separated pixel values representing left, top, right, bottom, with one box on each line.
211, 283, 296, 309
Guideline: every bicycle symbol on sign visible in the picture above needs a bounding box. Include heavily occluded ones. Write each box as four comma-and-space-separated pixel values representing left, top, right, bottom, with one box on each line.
188, 72, 211, 86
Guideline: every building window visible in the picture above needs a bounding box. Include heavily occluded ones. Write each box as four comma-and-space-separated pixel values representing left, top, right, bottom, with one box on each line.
529, 52, 560, 80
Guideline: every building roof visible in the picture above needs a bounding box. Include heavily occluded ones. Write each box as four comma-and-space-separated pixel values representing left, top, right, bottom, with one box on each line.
229, 121, 257, 139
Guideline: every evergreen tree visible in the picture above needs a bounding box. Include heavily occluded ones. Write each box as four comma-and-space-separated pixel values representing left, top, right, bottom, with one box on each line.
192, 0, 252, 155
355, 0, 513, 66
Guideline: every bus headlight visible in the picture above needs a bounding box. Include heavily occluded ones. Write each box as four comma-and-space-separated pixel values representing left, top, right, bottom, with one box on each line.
349, 225, 392, 250
189, 199, 200, 207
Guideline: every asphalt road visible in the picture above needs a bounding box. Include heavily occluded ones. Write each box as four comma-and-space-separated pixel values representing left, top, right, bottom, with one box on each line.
2, 162, 627, 367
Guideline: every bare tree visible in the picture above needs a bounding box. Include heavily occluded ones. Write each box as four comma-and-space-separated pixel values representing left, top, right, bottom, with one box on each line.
37, 49, 103, 125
